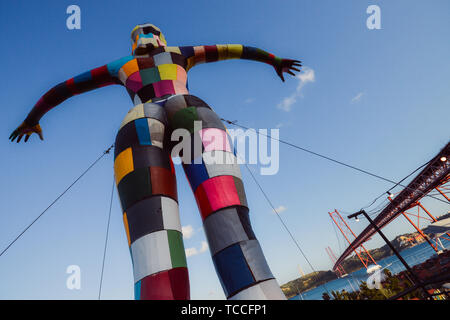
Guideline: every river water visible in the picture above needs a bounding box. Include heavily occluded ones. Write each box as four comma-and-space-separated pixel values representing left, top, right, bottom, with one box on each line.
289, 238, 450, 300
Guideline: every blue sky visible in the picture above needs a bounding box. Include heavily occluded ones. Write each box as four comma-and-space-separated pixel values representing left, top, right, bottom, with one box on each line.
0, 0, 449, 299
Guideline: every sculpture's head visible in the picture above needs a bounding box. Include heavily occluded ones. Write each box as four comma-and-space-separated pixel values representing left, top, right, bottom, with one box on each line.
131, 23, 167, 55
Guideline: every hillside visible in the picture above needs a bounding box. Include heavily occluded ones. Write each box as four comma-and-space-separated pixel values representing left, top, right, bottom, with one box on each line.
281, 271, 337, 299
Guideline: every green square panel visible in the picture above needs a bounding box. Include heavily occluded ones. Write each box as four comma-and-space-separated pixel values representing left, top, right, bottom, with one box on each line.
167, 230, 187, 268
140, 67, 161, 86
171, 107, 199, 133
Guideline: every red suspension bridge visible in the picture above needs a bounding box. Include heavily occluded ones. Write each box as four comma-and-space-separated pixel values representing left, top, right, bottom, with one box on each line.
332, 142, 450, 271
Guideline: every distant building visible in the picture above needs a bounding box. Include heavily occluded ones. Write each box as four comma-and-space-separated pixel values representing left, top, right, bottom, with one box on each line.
414, 234, 425, 243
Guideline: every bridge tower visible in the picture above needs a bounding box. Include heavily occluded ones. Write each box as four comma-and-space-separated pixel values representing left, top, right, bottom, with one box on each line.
328, 209, 378, 270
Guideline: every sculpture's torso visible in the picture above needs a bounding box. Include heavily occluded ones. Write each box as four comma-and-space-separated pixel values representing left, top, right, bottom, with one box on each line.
118, 46, 190, 105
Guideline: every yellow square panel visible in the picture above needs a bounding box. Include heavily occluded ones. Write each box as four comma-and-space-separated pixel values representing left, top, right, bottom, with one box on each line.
158, 64, 177, 80
165, 46, 182, 54
159, 33, 167, 45
217, 44, 228, 60
114, 147, 134, 184
227, 44, 243, 59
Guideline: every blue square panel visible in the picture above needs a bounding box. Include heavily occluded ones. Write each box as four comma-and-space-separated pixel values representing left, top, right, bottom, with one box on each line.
212, 243, 255, 297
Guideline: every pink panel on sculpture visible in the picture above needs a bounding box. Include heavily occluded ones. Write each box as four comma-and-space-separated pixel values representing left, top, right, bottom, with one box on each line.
173, 80, 189, 95
176, 65, 187, 83
195, 175, 240, 219
126, 71, 143, 92
154, 80, 176, 97
200, 128, 231, 153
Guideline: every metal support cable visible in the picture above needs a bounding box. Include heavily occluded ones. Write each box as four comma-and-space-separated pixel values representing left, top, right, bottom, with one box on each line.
221, 119, 448, 205
98, 178, 115, 300
0, 144, 114, 259
242, 161, 331, 295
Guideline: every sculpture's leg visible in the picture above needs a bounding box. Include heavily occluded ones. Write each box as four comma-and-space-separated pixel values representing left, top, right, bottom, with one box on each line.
165, 94, 286, 300
114, 103, 189, 300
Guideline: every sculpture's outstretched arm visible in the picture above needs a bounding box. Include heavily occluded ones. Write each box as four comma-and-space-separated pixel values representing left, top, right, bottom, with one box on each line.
9, 56, 132, 143
180, 45, 301, 81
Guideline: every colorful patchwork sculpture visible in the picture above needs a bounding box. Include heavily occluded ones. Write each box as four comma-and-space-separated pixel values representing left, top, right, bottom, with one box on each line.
10, 24, 301, 300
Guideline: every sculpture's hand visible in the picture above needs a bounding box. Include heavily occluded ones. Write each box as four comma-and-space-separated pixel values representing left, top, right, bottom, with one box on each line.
9, 121, 44, 143
274, 58, 302, 82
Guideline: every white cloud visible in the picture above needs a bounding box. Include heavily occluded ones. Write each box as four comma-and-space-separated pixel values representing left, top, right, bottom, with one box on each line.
185, 247, 198, 258
244, 98, 255, 104
182, 225, 194, 239
199, 241, 208, 253
297, 67, 315, 85
351, 92, 364, 104
278, 95, 297, 112
277, 67, 315, 112
185, 241, 209, 258
272, 205, 287, 214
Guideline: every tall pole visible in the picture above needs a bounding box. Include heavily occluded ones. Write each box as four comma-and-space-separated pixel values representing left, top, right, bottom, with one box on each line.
348, 210, 432, 300
334, 210, 378, 265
